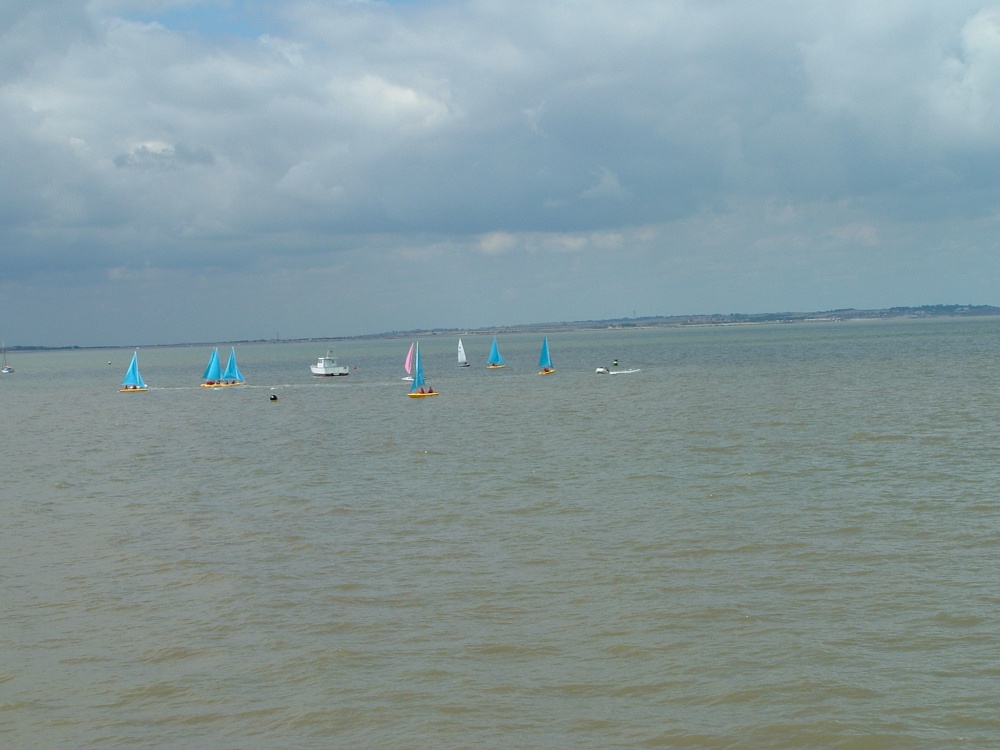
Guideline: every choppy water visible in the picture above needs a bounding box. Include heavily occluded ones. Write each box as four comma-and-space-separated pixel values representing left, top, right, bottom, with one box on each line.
3, 319, 999, 748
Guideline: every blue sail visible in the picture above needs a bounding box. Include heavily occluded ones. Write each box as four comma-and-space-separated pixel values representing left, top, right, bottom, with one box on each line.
222, 347, 245, 383
202, 348, 222, 381
121, 351, 146, 388
538, 337, 552, 369
410, 343, 426, 391
487, 337, 505, 366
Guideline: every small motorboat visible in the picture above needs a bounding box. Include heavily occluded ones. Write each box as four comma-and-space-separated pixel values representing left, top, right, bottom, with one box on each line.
311, 350, 349, 376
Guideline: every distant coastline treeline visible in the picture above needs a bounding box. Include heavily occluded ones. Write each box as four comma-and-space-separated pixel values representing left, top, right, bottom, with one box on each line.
382, 304, 1000, 338
605, 303, 1000, 328
12, 304, 1000, 351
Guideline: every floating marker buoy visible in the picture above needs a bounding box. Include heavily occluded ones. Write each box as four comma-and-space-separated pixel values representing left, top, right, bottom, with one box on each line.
269, 394, 278, 401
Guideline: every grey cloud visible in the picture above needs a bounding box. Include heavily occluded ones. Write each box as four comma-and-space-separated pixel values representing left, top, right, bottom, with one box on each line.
2, 0, 1000, 346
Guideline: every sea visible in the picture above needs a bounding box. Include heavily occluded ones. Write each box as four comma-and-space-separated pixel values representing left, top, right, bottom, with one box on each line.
2, 317, 999, 749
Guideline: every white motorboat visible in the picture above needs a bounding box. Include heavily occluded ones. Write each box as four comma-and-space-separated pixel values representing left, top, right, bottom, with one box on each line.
596, 365, 640, 375
311, 350, 349, 376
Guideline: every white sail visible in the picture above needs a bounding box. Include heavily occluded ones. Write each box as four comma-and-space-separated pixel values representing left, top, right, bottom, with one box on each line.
457, 338, 469, 367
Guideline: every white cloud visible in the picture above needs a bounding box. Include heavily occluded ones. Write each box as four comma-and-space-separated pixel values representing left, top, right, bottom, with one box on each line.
580, 167, 630, 202
275, 159, 346, 205
476, 232, 518, 256
923, 7, 1000, 145
521, 101, 545, 134
332, 73, 455, 132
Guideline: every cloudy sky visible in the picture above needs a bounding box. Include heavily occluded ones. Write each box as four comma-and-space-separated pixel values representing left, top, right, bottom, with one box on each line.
3, 0, 1000, 346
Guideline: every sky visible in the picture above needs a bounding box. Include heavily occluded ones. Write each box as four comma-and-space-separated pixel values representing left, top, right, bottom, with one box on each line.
3, 0, 1000, 346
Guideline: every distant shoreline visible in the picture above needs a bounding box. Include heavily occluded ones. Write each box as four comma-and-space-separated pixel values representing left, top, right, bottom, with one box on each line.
10, 304, 1000, 351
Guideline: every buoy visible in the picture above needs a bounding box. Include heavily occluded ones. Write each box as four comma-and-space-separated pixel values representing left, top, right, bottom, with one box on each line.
269, 394, 278, 401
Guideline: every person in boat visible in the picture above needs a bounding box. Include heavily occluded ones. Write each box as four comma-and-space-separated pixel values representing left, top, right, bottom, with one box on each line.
427, 386, 434, 393
418, 387, 425, 393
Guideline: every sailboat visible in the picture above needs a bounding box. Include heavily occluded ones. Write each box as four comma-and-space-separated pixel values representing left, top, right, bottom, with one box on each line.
402, 341, 415, 381
538, 336, 555, 375
1, 341, 12, 373
487, 337, 506, 369
457, 338, 470, 367
407, 342, 438, 397
201, 347, 223, 387
119, 351, 147, 392
220, 347, 246, 386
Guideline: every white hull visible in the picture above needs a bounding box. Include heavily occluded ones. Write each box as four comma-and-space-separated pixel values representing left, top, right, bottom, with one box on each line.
596, 367, 640, 375
311, 366, 349, 376
311, 351, 349, 376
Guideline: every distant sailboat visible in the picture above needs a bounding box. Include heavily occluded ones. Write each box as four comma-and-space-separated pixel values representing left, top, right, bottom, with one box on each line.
487, 337, 506, 369
1, 341, 12, 373
119, 351, 147, 392
402, 341, 415, 381
457, 338, 470, 367
538, 336, 555, 375
220, 347, 246, 386
407, 342, 438, 397
201, 346, 245, 387
201, 348, 222, 387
